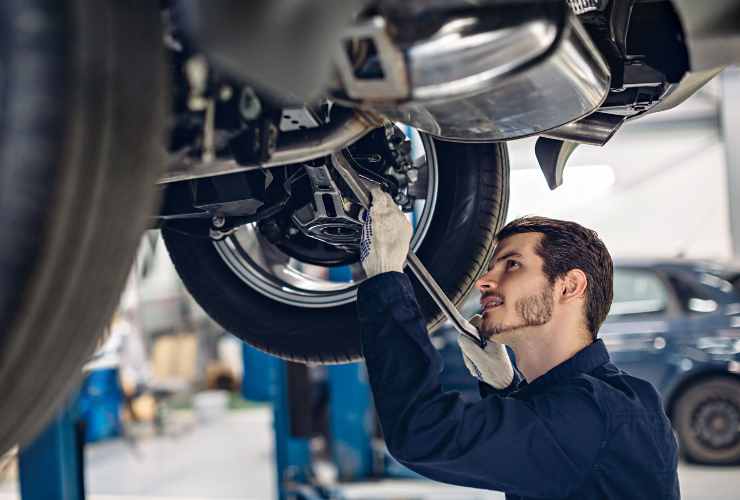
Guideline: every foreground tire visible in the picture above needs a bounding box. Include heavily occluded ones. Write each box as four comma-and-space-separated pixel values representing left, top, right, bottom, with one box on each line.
163, 140, 509, 363
0, 0, 166, 451
673, 377, 740, 465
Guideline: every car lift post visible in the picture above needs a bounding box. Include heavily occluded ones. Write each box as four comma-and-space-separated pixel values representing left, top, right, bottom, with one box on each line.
17, 393, 85, 500
243, 342, 333, 499
326, 364, 374, 481
244, 263, 413, 498
327, 266, 374, 482
272, 359, 314, 500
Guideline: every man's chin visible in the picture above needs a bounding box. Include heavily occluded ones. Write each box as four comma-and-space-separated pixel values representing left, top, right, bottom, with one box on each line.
482, 320, 529, 343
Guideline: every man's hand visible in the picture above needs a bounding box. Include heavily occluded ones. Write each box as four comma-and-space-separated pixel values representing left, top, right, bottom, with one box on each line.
360, 186, 413, 278
457, 314, 515, 389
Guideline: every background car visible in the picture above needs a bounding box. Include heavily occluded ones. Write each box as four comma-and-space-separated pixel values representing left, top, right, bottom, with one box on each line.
435, 258, 740, 465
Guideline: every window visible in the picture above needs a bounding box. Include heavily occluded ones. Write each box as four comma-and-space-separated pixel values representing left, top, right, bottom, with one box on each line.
610, 269, 669, 316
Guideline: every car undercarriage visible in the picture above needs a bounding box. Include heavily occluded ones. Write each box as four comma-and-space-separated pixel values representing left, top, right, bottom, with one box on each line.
1, 0, 740, 455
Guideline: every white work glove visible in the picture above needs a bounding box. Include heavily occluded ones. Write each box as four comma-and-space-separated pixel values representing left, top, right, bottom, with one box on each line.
457, 314, 515, 389
360, 186, 413, 278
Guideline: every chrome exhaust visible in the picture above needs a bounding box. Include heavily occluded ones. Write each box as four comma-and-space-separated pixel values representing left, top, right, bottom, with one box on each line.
332, 4, 611, 142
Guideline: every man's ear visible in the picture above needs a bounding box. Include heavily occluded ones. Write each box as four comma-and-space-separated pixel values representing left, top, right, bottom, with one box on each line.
561, 269, 588, 302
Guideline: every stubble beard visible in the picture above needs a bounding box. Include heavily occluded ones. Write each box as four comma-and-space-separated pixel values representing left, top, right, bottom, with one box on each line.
484, 283, 554, 340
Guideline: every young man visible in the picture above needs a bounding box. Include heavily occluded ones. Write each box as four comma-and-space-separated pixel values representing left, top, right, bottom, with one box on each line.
357, 187, 680, 500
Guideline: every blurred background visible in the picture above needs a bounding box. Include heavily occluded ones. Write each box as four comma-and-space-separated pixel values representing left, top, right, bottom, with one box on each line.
1, 70, 739, 500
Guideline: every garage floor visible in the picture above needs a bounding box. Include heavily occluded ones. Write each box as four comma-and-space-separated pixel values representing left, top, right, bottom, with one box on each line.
0, 407, 737, 500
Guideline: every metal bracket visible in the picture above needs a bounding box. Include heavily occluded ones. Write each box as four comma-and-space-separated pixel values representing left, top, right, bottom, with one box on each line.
334, 16, 410, 100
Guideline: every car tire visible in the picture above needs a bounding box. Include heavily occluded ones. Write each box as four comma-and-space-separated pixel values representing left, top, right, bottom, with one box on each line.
673, 377, 740, 465
0, 0, 166, 451
162, 140, 509, 363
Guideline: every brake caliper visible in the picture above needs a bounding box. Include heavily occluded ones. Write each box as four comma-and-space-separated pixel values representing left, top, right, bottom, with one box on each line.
345, 123, 419, 211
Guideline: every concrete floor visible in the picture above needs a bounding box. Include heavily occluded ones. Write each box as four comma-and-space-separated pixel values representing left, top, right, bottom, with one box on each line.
1, 407, 738, 500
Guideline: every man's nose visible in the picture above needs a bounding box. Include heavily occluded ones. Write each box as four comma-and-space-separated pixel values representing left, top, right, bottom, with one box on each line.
476, 271, 498, 292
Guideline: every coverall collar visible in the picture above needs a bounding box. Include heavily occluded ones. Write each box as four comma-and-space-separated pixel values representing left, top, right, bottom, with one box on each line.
523, 339, 610, 390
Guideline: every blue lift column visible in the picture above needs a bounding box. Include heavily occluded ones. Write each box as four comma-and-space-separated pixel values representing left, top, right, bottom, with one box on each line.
18, 394, 85, 500
273, 360, 313, 500
326, 363, 374, 480
242, 342, 316, 500
327, 265, 374, 481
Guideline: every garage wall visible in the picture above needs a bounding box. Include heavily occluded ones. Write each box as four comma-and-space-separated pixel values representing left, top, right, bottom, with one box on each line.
504, 79, 730, 261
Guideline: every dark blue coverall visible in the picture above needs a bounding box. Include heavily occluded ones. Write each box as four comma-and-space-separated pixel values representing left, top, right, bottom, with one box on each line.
357, 272, 680, 500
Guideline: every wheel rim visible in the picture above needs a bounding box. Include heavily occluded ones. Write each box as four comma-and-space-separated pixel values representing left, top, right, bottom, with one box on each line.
213, 130, 439, 308
692, 398, 740, 450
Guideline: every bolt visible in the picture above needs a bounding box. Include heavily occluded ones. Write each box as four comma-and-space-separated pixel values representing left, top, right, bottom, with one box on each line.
188, 96, 207, 111
185, 55, 208, 111
239, 87, 262, 121
219, 85, 233, 101
266, 124, 279, 155
406, 168, 419, 183
212, 214, 226, 228
185, 56, 208, 89
388, 127, 406, 145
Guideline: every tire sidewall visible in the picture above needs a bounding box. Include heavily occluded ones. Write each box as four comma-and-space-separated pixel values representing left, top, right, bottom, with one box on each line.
674, 377, 740, 465
0, 0, 166, 450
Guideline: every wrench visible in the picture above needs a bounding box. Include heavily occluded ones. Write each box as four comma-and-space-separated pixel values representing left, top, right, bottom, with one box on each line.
331, 152, 487, 348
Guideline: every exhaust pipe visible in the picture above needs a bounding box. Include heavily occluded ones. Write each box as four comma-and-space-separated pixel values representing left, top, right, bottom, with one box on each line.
158, 109, 381, 184
332, 4, 611, 142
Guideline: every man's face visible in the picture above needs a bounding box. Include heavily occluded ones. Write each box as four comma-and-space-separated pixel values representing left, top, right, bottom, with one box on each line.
476, 232, 554, 343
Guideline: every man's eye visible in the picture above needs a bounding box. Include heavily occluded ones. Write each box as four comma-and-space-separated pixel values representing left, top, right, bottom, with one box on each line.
506, 260, 520, 270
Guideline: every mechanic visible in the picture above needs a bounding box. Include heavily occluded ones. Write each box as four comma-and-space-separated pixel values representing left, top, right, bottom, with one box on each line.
356, 187, 680, 500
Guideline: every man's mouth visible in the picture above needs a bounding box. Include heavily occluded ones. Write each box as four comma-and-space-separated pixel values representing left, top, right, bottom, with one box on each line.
481, 295, 504, 312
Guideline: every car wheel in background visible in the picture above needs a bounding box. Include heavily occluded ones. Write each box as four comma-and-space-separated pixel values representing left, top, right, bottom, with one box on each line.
673, 377, 740, 465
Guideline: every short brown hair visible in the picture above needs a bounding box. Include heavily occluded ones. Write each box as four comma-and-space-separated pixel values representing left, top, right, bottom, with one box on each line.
496, 216, 613, 338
